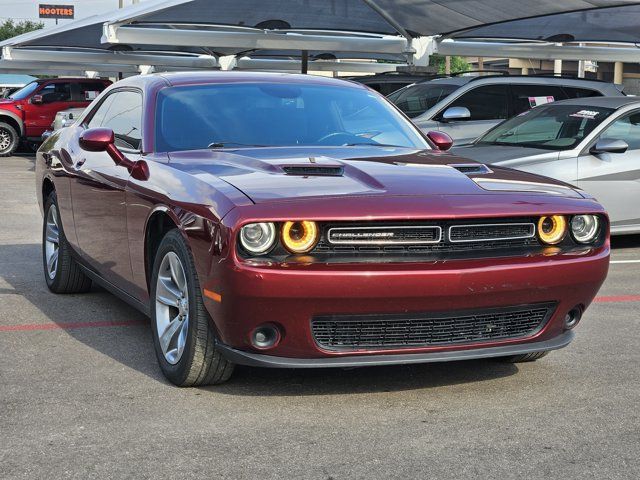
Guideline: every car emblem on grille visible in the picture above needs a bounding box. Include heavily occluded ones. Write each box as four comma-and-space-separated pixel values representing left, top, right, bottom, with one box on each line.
327, 226, 442, 245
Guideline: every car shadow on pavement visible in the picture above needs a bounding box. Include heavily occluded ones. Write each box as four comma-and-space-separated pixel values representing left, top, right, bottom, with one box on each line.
1, 243, 519, 395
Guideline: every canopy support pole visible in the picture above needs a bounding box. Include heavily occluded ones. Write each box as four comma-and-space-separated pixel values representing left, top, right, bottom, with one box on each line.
361, 0, 416, 64
301, 50, 308, 74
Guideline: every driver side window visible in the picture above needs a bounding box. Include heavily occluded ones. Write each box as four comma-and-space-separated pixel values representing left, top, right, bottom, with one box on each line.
87, 90, 142, 150
600, 112, 640, 151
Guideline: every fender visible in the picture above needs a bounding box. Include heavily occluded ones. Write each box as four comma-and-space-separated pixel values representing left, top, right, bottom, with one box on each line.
0, 110, 25, 136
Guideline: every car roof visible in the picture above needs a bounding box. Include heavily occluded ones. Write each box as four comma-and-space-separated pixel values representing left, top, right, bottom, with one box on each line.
408, 74, 621, 90
544, 96, 639, 109
115, 71, 368, 90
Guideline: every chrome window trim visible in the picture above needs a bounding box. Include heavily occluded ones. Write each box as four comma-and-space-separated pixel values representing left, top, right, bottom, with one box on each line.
327, 226, 443, 245
448, 223, 535, 243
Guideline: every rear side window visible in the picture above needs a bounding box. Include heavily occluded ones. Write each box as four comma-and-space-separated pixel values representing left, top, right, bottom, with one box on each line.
88, 90, 142, 150
389, 82, 459, 118
562, 86, 601, 99
79, 82, 108, 101
442, 84, 508, 121
510, 85, 568, 115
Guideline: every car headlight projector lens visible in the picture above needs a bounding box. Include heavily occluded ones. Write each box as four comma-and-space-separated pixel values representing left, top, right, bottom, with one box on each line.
281, 221, 319, 253
571, 215, 600, 243
239, 222, 276, 254
538, 215, 567, 245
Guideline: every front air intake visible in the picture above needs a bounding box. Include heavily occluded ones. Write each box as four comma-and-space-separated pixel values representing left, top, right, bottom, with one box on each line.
282, 165, 344, 176
449, 163, 492, 175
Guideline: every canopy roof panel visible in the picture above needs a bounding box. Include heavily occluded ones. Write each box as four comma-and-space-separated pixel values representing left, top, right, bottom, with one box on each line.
448, 4, 640, 42
2, 0, 637, 52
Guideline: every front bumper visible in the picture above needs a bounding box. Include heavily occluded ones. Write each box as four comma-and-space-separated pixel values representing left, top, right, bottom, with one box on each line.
217, 331, 575, 368
202, 245, 609, 363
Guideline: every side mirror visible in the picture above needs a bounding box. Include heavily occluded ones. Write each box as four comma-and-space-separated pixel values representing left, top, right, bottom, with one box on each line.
79, 128, 148, 180
31, 94, 43, 105
427, 131, 453, 151
442, 106, 471, 122
590, 138, 628, 155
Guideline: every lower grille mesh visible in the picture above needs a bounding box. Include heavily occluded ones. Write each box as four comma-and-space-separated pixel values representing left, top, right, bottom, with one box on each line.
312, 303, 555, 350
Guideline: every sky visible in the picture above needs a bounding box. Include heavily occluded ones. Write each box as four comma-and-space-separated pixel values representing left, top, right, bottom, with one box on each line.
0, 0, 148, 26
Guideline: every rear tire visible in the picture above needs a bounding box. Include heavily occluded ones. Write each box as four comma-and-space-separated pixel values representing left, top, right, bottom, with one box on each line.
42, 192, 92, 293
497, 351, 549, 363
0, 122, 19, 157
150, 229, 234, 387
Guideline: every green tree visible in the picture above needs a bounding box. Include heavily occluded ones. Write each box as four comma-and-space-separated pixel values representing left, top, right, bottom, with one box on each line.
0, 19, 44, 42
430, 54, 471, 74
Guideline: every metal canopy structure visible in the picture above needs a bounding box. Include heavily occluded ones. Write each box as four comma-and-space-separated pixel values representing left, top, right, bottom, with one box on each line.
1, 0, 639, 75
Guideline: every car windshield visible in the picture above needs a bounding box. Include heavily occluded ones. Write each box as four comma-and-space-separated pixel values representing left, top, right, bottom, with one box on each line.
387, 82, 459, 118
154, 83, 430, 152
477, 104, 615, 151
9, 81, 40, 100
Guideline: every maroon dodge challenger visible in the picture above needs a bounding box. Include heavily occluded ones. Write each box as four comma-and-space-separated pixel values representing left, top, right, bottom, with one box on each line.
36, 72, 609, 386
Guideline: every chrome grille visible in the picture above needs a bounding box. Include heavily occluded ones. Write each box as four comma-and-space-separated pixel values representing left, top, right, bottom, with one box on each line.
312, 303, 555, 350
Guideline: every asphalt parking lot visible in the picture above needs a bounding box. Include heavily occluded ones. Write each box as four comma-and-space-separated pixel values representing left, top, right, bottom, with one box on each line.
1, 154, 639, 479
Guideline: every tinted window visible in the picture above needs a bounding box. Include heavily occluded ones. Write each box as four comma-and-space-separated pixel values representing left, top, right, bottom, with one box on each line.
478, 104, 614, 151
510, 85, 568, 115
39, 82, 72, 103
154, 83, 429, 152
563, 86, 601, 99
79, 82, 108, 101
600, 111, 640, 150
88, 91, 142, 150
389, 82, 459, 118
376, 82, 408, 96
443, 85, 508, 121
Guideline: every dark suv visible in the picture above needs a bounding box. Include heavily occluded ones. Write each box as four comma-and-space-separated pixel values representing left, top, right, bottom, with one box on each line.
0, 77, 111, 156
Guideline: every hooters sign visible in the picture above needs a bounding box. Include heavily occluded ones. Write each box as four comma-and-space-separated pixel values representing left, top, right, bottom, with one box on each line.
39, 4, 75, 19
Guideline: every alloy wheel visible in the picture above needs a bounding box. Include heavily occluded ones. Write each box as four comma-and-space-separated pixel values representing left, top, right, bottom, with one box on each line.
0, 127, 11, 152
155, 252, 190, 365
44, 205, 60, 280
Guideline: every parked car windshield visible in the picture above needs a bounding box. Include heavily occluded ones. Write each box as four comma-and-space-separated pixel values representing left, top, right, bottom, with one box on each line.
387, 82, 459, 118
9, 81, 40, 100
477, 104, 615, 151
155, 83, 430, 152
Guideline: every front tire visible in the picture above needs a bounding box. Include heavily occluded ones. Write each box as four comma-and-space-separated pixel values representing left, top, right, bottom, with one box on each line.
150, 229, 234, 387
42, 192, 92, 293
0, 122, 19, 156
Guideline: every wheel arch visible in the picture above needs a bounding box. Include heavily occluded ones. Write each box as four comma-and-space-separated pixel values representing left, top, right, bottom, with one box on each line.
144, 207, 182, 291
42, 176, 55, 201
0, 112, 24, 136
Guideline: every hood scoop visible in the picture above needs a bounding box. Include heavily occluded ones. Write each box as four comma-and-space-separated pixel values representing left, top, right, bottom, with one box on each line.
449, 163, 492, 175
282, 165, 344, 176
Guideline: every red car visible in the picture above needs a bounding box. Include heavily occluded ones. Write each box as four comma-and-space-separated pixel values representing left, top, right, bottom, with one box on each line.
36, 72, 609, 386
0, 77, 111, 156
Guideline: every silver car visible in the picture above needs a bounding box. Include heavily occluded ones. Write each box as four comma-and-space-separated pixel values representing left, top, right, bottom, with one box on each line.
388, 75, 623, 145
450, 96, 640, 235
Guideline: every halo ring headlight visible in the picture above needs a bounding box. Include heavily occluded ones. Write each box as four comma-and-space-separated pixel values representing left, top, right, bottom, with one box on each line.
281, 221, 319, 254
239, 222, 277, 255
571, 215, 600, 244
538, 215, 567, 245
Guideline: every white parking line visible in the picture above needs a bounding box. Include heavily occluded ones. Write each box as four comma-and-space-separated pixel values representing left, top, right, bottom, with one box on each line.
610, 259, 640, 264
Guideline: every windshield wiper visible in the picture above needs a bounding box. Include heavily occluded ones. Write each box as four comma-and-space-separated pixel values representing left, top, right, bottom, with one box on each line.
345, 142, 405, 147
208, 141, 266, 148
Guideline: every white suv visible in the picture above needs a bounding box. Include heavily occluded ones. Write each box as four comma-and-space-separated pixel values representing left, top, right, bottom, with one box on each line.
388, 74, 624, 145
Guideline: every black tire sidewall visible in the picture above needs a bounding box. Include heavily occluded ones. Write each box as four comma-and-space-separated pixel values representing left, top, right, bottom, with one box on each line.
0, 122, 19, 156
42, 192, 63, 290
149, 230, 202, 385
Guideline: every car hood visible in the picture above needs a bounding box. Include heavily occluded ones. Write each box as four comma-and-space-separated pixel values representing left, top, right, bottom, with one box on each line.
450, 144, 561, 168
167, 146, 583, 204
0, 98, 16, 106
